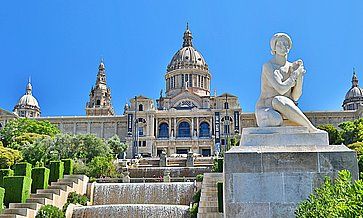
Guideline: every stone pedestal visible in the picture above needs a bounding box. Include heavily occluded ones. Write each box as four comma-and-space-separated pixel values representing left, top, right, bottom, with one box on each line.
224, 127, 359, 218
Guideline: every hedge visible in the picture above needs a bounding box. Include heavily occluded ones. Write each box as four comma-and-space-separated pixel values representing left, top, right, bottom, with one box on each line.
61, 159, 74, 175
0, 187, 4, 213
49, 161, 64, 183
31, 167, 50, 193
3, 176, 32, 206
217, 182, 223, 212
0, 169, 13, 188
14, 162, 32, 177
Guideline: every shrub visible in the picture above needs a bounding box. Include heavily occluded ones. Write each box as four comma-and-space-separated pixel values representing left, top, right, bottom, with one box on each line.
14, 162, 32, 177
196, 174, 203, 182
0, 145, 22, 168
212, 158, 223, 172
0, 169, 13, 188
189, 202, 198, 218
49, 161, 64, 183
217, 182, 223, 212
61, 159, 74, 175
295, 170, 363, 217
36, 204, 65, 218
62, 192, 88, 212
347, 141, 363, 174
0, 187, 4, 213
3, 176, 32, 206
31, 167, 50, 193
73, 161, 88, 175
87, 156, 116, 178
192, 189, 201, 203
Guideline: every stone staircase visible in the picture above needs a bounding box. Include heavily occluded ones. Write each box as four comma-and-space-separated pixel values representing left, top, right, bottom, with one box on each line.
197, 173, 223, 218
0, 175, 89, 218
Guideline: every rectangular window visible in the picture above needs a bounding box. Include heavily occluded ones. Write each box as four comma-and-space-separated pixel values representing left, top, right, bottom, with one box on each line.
201, 76, 204, 88
189, 74, 192, 87
143, 141, 146, 147
138, 127, 143, 136
181, 74, 184, 87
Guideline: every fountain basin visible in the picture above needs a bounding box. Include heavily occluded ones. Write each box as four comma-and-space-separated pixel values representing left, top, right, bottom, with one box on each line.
72, 204, 190, 218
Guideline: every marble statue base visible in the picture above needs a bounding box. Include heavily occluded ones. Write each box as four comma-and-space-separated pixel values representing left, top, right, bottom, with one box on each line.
240, 126, 329, 146
224, 128, 358, 218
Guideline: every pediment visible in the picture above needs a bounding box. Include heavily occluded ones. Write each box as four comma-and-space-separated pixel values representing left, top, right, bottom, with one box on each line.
170, 91, 204, 109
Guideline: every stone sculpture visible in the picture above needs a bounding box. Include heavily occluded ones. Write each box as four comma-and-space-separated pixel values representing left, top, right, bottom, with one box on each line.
255, 33, 320, 132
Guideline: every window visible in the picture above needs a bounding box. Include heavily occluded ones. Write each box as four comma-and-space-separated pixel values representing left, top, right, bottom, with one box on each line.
224, 124, 230, 134
176, 149, 189, 154
201, 149, 211, 157
181, 74, 184, 86
96, 100, 101, 106
199, 122, 210, 137
178, 122, 191, 137
138, 127, 144, 136
158, 123, 169, 138
139, 104, 144, 111
224, 102, 229, 109
189, 74, 192, 87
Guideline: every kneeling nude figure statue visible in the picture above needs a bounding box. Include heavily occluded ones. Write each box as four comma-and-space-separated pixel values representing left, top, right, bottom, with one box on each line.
256, 33, 320, 133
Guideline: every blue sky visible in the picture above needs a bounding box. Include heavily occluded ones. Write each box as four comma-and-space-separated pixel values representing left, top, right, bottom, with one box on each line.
1, 1, 362, 116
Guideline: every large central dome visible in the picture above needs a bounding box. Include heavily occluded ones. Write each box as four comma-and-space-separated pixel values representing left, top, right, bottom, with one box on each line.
165, 24, 211, 98
167, 26, 208, 72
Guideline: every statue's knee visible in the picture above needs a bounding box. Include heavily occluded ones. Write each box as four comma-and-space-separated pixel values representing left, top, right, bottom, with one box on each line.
272, 96, 284, 109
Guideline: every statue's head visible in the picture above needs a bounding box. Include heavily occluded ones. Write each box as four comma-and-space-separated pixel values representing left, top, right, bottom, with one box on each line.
270, 33, 292, 56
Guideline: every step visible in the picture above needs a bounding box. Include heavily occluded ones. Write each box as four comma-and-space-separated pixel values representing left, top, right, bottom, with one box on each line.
30, 193, 55, 200
64, 175, 87, 181
0, 214, 27, 218
9, 203, 42, 211
59, 178, 79, 184
37, 188, 61, 195
197, 212, 223, 218
3, 208, 36, 217
51, 181, 75, 187
198, 207, 219, 213
200, 196, 218, 201
48, 184, 71, 192
26, 197, 53, 205
199, 201, 219, 207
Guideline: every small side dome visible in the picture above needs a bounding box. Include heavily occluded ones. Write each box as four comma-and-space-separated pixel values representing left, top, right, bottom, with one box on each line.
13, 79, 41, 117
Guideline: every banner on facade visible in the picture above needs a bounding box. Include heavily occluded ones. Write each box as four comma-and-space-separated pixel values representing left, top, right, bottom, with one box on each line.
127, 114, 133, 136
215, 112, 220, 144
234, 111, 239, 132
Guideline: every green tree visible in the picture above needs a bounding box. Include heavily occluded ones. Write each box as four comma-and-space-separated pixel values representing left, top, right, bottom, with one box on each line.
106, 135, 128, 158
317, 124, 343, 145
347, 141, 363, 174
295, 170, 363, 217
0, 145, 22, 168
339, 118, 363, 145
87, 156, 116, 178
0, 118, 60, 146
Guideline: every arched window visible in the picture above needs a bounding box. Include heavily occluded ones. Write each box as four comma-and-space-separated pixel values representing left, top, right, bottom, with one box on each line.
178, 122, 191, 138
158, 123, 169, 138
96, 100, 101, 106
199, 122, 210, 137
139, 104, 144, 111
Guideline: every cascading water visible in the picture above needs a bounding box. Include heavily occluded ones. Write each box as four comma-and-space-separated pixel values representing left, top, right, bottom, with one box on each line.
72, 204, 190, 218
93, 182, 194, 205
72, 182, 194, 218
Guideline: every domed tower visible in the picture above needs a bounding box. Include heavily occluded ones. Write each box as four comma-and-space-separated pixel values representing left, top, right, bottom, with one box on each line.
343, 69, 363, 110
86, 60, 115, 116
13, 78, 41, 117
165, 24, 211, 98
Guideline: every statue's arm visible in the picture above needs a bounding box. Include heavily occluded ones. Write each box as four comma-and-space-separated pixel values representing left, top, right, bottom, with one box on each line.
264, 65, 296, 95
291, 74, 303, 101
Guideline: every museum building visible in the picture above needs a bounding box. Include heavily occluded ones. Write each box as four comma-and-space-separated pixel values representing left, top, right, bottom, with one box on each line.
1, 26, 363, 157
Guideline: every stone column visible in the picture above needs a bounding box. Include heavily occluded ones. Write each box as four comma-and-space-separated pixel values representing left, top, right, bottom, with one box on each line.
210, 117, 213, 137
146, 116, 150, 136
191, 118, 194, 137
196, 117, 199, 137
73, 122, 76, 134
87, 122, 91, 134
174, 118, 177, 137
169, 118, 172, 137
101, 122, 104, 138
155, 119, 158, 138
